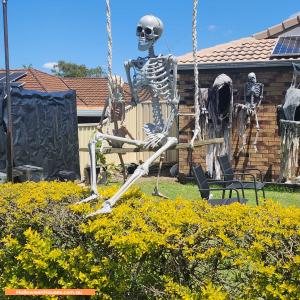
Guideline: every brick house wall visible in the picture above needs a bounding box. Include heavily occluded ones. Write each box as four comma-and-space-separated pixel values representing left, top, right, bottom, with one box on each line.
178, 66, 296, 180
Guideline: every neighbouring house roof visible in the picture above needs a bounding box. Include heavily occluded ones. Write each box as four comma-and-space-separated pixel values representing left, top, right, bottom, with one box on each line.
63, 77, 131, 109
0, 68, 131, 112
178, 14, 300, 69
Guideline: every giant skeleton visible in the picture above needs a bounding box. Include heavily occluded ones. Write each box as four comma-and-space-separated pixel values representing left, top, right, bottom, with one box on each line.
80, 15, 179, 215
235, 72, 264, 153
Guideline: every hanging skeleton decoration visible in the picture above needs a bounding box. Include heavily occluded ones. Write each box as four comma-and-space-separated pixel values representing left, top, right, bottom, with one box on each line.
98, 75, 128, 146
235, 72, 264, 153
206, 74, 233, 178
79, 15, 179, 215
278, 63, 300, 183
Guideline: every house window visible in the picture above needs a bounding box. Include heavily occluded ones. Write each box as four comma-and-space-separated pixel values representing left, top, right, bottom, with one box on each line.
271, 36, 300, 57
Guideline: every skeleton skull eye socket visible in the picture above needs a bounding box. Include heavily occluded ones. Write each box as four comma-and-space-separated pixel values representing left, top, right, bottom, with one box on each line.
137, 26, 143, 33
145, 27, 153, 35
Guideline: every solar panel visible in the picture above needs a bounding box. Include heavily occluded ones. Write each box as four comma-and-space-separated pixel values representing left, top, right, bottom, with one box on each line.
272, 36, 300, 57
11, 82, 25, 88
0, 82, 24, 89
9, 72, 27, 82
0, 71, 27, 83
0, 74, 6, 81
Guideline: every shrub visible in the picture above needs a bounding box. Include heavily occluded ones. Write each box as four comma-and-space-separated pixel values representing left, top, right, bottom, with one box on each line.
0, 182, 299, 299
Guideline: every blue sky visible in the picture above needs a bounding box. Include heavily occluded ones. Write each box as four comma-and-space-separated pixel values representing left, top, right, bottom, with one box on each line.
0, 0, 298, 78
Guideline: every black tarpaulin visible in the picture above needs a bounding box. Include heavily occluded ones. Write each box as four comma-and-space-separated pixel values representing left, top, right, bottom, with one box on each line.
0, 86, 6, 170
0, 86, 80, 180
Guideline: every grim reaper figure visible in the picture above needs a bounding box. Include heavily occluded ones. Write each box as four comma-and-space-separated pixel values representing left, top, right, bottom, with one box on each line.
206, 74, 233, 179
80, 15, 179, 215
278, 63, 300, 183
235, 72, 264, 153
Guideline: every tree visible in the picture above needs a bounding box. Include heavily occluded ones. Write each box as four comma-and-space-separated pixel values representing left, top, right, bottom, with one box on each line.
51, 60, 106, 78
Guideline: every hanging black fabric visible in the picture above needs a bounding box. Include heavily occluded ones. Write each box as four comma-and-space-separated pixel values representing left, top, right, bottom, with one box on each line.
0, 87, 80, 180
0, 86, 6, 170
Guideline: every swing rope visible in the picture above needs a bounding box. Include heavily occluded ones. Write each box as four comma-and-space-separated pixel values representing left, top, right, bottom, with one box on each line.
190, 0, 203, 147
105, 0, 127, 182
106, 0, 113, 131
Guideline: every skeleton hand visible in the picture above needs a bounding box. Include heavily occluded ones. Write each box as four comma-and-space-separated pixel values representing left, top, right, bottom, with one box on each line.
144, 132, 167, 149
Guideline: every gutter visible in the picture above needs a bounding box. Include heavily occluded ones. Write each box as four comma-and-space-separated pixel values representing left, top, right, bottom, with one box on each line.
77, 109, 103, 117
178, 59, 300, 71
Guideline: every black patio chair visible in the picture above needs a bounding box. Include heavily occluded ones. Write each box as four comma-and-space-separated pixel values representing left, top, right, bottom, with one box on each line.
217, 154, 266, 205
192, 164, 247, 206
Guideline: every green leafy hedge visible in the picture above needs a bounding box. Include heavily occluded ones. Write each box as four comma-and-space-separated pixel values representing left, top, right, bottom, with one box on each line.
0, 182, 299, 299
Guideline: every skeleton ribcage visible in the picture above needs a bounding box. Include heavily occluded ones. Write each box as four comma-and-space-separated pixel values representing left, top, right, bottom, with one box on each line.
146, 57, 173, 100
133, 56, 173, 100
246, 83, 262, 104
133, 56, 174, 132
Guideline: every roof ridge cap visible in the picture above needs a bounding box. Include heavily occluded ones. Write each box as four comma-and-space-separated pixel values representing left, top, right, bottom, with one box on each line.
253, 14, 300, 40
63, 76, 108, 79
28, 68, 48, 92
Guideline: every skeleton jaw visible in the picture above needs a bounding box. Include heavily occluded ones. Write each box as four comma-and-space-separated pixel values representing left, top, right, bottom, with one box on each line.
138, 37, 155, 51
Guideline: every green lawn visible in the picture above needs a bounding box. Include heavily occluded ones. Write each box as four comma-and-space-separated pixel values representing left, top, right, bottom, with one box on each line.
130, 178, 300, 207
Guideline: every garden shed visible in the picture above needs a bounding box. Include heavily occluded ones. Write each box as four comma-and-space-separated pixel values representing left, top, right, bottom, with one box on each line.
177, 14, 300, 180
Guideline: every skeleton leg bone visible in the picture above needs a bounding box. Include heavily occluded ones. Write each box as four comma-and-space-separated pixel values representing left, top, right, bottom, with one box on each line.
87, 137, 178, 217
76, 133, 145, 205
152, 153, 168, 199
253, 111, 260, 153
237, 107, 247, 155
76, 139, 99, 204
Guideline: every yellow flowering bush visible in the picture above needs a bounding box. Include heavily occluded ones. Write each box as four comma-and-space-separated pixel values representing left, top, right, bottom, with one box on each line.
0, 182, 299, 299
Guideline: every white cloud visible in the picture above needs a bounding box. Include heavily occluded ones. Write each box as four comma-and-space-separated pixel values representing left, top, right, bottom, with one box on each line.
208, 24, 217, 32
43, 62, 58, 70
289, 11, 300, 18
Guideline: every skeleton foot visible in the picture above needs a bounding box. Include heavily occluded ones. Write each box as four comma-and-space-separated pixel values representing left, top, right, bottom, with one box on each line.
152, 186, 168, 199
76, 193, 99, 205
152, 154, 168, 199
88, 200, 112, 216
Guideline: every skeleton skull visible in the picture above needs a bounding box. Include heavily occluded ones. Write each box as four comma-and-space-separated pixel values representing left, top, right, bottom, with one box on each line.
136, 15, 164, 51
248, 72, 257, 84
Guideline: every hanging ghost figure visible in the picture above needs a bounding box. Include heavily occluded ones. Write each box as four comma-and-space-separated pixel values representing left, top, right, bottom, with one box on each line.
206, 74, 233, 179
277, 63, 300, 183
79, 15, 180, 214
235, 72, 264, 153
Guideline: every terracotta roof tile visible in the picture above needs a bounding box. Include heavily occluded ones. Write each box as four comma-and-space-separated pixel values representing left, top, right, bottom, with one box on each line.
178, 37, 300, 65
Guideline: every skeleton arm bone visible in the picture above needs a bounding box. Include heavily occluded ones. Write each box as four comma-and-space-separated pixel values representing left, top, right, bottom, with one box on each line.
95, 131, 144, 147
258, 83, 264, 107
124, 59, 140, 105
97, 98, 109, 131
162, 55, 179, 136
